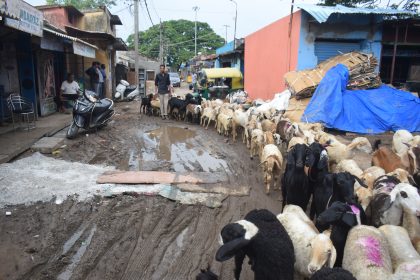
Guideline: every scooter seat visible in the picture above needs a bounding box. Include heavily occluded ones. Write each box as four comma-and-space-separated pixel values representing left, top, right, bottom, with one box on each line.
94, 99, 112, 113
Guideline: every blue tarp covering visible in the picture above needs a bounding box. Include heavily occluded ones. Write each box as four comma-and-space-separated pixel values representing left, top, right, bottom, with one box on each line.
302, 64, 420, 134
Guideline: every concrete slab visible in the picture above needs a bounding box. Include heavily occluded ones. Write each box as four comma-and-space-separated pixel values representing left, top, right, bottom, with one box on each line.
31, 137, 64, 154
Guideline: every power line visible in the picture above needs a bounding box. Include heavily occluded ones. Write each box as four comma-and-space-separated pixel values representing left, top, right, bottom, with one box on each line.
149, 0, 160, 21
144, 0, 155, 26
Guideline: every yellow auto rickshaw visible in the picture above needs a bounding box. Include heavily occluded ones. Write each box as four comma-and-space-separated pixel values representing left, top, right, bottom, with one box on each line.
198, 68, 243, 99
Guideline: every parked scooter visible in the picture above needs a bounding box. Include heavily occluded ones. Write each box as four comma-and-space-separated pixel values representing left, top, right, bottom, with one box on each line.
66, 90, 114, 139
115, 80, 139, 101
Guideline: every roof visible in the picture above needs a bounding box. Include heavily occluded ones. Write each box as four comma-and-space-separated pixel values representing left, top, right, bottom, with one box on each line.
110, 14, 122, 25
0, 7, 19, 20
65, 25, 115, 40
43, 27, 98, 49
202, 68, 243, 79
296, 4, 416, 23
113, 37, 128, 51
36, 5, 84, 16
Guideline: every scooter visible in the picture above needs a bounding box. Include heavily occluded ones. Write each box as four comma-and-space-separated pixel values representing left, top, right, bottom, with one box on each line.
115, 80, 139, 101
66, 90, 114, 139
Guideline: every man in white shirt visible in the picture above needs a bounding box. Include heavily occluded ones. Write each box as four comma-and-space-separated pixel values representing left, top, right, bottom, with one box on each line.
59, 73, 79, 112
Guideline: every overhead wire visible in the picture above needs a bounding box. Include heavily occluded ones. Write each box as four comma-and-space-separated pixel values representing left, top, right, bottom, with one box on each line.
144, 0, 155, 26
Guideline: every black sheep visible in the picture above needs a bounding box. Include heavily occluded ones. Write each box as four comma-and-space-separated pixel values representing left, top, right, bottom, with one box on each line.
282, 143, 315, 211
140, 94, 153, 115
216, 209, 295, 280
195, 267, 218, 280
312, 172, 368, 221
310, 267, 356, 280
316, 201, 367, 267
308, 142, 330, 219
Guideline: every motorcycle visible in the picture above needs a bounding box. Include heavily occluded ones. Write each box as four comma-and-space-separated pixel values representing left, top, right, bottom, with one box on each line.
115, 80, 139, 101
66, 90, 114, 139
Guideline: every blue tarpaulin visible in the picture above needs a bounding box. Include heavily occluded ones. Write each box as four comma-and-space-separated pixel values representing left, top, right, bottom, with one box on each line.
302, 64, 420, 134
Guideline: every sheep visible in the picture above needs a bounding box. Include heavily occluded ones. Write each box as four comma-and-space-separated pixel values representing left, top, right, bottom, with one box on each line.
282, 143, 315, 211
216, 113, 232, 137
185, 104, 201, 123
359, 166, 386, 189
277, 205, 336, 278
231, 108, 248, 143
378, 225, 420, 272
140, 94, 153, 115
316, 202, 367, 267
260, 144, 283, 194
335, 159, 363, 178
245, 115, 259, 148
325, 137, 372, 166
393, 129, 413, 156
372, 140, 407, 173
261, 119, 276, 133
287, 136, 306, 151
200, 107, 217, 129
309, 267, 357, 280
263, 131, 275, 145
150, 99, 160, 116
402, 205, 420, 254
342, 225, 393, 280
409, 135, 420, 147
367, 183, 420, 227
298, 122, 324, 133
250, 128, 264, 160
276, 119, 294, 147
387, 168, 417, 185
216, 209, 295, 280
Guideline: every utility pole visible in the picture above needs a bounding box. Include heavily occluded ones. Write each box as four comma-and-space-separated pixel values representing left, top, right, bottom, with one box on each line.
159, 20, 163, 64
223, 24, 230, 44
192, 6, 199, 57
134, 0, 139, 88
230, 0, 237, 49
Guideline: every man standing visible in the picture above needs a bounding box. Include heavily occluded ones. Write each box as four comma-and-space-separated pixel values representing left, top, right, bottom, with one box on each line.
85, 62, 99, 93
96, 62, 104, 98
100, 64, 107, 98
155, 64, 171, 120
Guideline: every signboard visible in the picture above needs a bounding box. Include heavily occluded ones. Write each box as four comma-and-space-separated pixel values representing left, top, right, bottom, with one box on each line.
5, 0, 43, 37
73, 41, 96, 58
41, 34, 64, 52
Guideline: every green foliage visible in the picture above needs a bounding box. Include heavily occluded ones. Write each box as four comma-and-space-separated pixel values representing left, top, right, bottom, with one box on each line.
45, 0, 116, 9
127, 19, 225, 69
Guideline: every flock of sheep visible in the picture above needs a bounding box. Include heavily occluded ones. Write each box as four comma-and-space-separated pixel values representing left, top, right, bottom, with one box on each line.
142, 94, 420, 280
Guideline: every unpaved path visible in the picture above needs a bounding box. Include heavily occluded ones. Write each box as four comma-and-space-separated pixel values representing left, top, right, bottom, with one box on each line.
0, 100, 283, 280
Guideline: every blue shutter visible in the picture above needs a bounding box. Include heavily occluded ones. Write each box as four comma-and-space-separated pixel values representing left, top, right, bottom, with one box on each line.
315, 41, 361, 63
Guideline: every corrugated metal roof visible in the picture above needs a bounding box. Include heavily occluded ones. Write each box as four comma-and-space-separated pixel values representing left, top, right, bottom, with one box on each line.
296, 4, 416, 23
44, 27, 98, 49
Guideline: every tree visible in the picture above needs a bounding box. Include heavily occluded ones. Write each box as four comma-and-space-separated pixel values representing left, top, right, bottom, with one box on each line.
127, 19, 225, 69
318, 0, 419, 12
45, 0, 116, 9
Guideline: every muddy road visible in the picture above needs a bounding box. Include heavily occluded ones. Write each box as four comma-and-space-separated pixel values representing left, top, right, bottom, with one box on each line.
0, 100, 284, 280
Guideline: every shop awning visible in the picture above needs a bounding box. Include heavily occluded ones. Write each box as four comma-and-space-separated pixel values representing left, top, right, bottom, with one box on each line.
113, 37, 128, 51
44, 27, 98, 58
0, 3, 19, 20
202, 68, 243, 79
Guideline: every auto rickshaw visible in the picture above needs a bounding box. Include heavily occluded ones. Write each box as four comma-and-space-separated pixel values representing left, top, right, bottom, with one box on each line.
198, 68, 243, 99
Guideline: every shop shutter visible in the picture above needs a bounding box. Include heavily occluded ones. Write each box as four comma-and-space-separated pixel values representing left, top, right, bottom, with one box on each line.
315, 40, 361, 63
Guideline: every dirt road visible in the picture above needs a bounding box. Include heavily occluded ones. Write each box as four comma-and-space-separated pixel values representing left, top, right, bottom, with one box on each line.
0, 99, 283, 280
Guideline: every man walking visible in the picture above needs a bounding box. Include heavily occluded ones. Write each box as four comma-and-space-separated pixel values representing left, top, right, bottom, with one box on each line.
155, 64, 171, 120
85, 62, 99, 94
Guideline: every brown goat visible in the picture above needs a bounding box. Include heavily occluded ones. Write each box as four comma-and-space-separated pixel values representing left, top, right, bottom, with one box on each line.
372, 140, 409, 173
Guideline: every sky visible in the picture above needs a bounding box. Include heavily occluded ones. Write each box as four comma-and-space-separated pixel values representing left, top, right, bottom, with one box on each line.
26, 0, 319, 42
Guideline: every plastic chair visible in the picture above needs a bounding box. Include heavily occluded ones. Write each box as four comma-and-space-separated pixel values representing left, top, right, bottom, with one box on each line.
6, 94, 36, 131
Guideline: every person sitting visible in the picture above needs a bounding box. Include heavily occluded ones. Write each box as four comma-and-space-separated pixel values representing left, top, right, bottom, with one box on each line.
58, 73, 80, 112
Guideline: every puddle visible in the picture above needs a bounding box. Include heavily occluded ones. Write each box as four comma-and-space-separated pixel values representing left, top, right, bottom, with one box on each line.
140, 126, 228, 173
62, 225, 88, 255
58, 224, 97, 280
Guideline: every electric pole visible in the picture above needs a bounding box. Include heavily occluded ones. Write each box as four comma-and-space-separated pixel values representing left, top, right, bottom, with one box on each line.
134, 0, 139, 88
159, 20, 163, 64
229, 0, 237, 49
223, 25, 230, 44
192, 6, 199, 57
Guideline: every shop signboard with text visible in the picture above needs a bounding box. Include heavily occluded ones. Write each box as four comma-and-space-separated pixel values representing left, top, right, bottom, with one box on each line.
5, 0, 43, 37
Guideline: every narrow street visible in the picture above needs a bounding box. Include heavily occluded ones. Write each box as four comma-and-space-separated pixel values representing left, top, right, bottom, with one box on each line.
0, 86, 283, 280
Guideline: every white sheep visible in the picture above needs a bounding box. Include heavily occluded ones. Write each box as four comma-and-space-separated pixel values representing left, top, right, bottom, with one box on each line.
342, 225, 393, 280
393, 129, 413, 156
277, 205, 336, 279
287, 136, 306, 151
232, 108, 248, 143
402, 205, 420, 254
325, 137, 372, 166
335, 159, 363, 178
354, 166, 386, 209
260, 144, 283, 194
250, 128, 264, 159
409, 135, 420, 147
387, 168, 416, 185
200, 107, 217, 129
379, 225, 420, 272
216, 113, 232, 137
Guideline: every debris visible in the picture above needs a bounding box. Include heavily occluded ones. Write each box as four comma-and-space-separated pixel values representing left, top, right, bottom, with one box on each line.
52, 150, 61, 156
5, 211, 11, 216
55, 199, 63, 205
159, 185, 227, 208
60, 145, 67, 149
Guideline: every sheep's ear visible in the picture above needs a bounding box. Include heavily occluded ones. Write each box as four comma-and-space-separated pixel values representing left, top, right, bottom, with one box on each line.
341, 213, 357, 227
328, 247, 337, 268
287, 148, 296, 166
353, 176, 368, 188
215, 238, 250, 262
305, 148, 315, 167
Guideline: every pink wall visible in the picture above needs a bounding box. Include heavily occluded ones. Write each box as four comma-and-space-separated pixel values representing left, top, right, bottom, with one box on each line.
42, 8, 72, 30
244, 11, 301, 100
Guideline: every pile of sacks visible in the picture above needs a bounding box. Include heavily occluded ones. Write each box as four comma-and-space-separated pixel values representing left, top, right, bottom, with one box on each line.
285, 51, 381, 99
